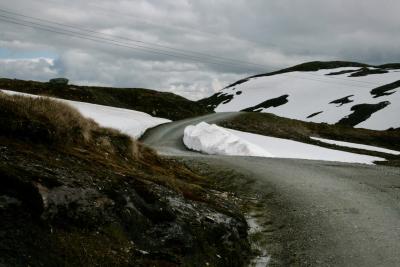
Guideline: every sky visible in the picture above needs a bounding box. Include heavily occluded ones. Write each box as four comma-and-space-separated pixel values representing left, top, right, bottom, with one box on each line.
1, 0, 399, 100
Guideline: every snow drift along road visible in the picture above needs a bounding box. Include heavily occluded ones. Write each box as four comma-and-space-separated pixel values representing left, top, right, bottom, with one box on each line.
183, 122, 274, 157
183, 122, 384, 164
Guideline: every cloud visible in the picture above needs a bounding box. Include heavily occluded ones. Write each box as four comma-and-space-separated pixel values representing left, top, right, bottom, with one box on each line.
0, 0, 399, 99
0, 58, 57, 80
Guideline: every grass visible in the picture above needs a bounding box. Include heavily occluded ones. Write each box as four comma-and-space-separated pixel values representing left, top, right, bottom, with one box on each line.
0, 91, 211, 203
0, 91, 250, 266
0, 78, 212, 120
219, 112, 400, 166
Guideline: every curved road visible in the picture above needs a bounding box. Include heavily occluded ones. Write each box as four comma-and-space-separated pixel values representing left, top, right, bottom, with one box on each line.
141, 113, 400, 266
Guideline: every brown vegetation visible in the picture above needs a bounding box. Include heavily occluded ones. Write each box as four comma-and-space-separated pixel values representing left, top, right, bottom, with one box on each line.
0, 93, 250, 266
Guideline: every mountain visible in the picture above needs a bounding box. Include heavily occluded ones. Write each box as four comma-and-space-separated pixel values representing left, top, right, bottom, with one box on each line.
199, 61, 400, 130
0, 78, 212, 121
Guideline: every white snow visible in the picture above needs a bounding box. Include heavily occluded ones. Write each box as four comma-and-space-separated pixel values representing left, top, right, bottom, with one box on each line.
214, 67, 400, 130
183, 122, 385, 165
1, 89, 170, 138
310, 137, 400, 155
183, 122, 274, 157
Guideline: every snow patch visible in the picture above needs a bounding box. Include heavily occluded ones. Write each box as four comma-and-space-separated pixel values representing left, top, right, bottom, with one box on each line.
183, 122, 274, 157
1, 89, 170, 138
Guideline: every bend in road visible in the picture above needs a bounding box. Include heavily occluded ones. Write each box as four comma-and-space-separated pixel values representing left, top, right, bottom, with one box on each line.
141, 113, 400, 267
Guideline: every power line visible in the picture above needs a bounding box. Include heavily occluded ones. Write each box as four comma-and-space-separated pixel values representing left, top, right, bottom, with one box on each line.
0, 8, 269, 70
1, 15, 387, 90
0, 15, 267, 72
0, 7, 391, 89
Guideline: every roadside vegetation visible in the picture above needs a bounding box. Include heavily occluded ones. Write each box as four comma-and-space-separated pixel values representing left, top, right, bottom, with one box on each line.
219, 112, 400, 166
0, 78, 212, 120
0, 92, 249, 267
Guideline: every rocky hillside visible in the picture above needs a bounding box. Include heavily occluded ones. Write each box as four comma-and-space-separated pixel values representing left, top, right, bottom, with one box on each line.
0, 78, 212, 121
0, 92, 249, 267
199, 61, 400, 130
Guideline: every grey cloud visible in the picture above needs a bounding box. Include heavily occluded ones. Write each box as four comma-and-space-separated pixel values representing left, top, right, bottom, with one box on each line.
0, 0, 399, 99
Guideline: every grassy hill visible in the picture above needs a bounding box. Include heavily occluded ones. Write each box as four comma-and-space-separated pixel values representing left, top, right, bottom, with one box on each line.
0, 92, 249, 267
0, 78, 212, 121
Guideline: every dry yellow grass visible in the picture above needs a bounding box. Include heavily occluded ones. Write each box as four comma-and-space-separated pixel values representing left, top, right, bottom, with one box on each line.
0, 92, 207, 196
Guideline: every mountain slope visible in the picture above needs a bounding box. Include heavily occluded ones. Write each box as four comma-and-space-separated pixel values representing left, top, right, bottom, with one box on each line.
0, 92, 249, 266
200, 61, 400, 130
0, 78, 212, 121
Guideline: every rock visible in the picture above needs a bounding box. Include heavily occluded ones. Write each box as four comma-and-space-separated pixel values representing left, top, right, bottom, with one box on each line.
49, 78, 69, 85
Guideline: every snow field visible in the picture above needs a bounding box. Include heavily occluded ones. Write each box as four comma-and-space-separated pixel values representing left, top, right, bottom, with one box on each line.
215, 67, 400, 130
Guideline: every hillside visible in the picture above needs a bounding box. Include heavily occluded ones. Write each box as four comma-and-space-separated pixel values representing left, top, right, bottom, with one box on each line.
199, 61, 400, 130
0, 78, 212, 121
0, 92, 249, 266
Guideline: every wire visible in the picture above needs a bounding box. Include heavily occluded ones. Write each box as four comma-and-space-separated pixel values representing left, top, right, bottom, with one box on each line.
0, 7, 391, 89
0, 15, 265, 72
0, 8, 270, 70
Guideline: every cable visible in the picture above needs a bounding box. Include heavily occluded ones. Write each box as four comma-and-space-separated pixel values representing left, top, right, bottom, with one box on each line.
0, 15, 264, 72
0, 8, 392, 89
0, 8, 270, 70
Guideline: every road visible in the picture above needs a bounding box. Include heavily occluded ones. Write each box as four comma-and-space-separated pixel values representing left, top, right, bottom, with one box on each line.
141, 113, 400, 267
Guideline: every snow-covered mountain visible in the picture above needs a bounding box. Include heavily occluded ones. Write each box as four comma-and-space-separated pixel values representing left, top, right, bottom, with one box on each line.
201, 62, 400, 130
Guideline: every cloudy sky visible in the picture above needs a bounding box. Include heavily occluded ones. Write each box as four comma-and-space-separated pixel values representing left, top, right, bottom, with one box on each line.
1, 0, 399, 100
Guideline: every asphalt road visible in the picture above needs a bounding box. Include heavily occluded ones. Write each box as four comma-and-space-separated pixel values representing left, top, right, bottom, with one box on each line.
141, 113, 400, 267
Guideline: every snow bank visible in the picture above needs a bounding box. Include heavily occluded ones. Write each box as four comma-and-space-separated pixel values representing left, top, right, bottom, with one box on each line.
1, 90, 170, 138
183, 122, 274, 157
310, 137, 400, 155
230, 129, 384, 164
183, 122, 384, 164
